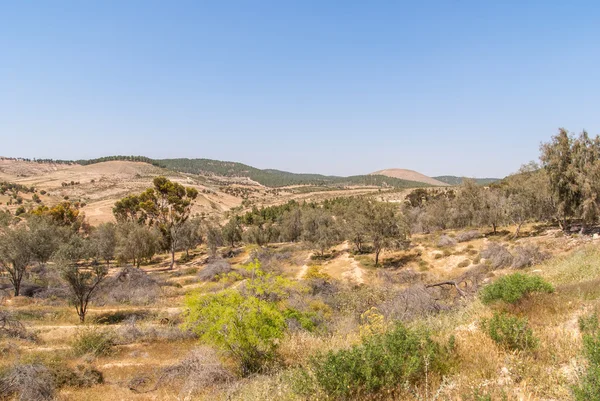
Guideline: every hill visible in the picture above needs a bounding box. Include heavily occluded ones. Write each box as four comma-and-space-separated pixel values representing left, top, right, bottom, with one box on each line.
433, 175, 500, 186
60, 156, 431, 188
370, 168, 447, 186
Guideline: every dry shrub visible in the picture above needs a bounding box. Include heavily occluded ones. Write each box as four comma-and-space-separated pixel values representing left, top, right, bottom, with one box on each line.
0, 364, 55, 401
247, 248, 294, 271
481, 242, 513, 269
129, 347, 234, 396
456, 230, 482, 242
378, 285, 441, 321
375, 268, 421, 285
116, 317, 196, 344
0, 311, 36, 341
198, 259, 232, 281
511, 244, 550, 269
437, 234, 457, 248
98, 266, 161, 305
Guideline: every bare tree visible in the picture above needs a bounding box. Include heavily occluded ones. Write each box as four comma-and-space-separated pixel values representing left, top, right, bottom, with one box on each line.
54, 236, 107, 323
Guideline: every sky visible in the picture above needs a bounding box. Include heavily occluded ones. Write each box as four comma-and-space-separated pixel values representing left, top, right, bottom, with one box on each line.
1, 1, 600, 178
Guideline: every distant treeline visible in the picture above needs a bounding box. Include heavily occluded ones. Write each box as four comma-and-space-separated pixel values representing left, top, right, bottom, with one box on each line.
433, 176, 499, 186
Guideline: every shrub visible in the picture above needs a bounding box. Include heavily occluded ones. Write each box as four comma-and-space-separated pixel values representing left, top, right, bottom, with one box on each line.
433, 252, 443, 259
437, 234, 457, 248
458, 259, 471, 268
574, 314, 600, 401
480, 273, 554, 305
148, 347, 233, 395
511, 244, 550, 269
198, 259, 232, 281
98, 266, 161, 305
481, 312, 538, 351
481, 242, 513, 269
72, 327, 116, 356
308, 323, 451, 398
184, 290, 286, 375
456, 230, 482, 242
0, 311, 37, 341
0, 364, 55, 400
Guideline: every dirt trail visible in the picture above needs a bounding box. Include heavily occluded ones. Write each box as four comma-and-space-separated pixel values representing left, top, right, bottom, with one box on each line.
296, 252, 314, 279
339, 251, 365, 284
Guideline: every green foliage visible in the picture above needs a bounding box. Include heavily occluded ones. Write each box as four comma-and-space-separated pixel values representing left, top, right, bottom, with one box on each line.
481, 312, 538, 351
480, 273, 554, 305
307, 323, 451, 399
433, 176, 499, 186
574, 314, 600, 400
72, 327, 116, 356
184, 289, 286, 375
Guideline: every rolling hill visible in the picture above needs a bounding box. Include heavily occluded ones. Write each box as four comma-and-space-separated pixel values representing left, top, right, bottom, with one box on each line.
370, 169, 447, 186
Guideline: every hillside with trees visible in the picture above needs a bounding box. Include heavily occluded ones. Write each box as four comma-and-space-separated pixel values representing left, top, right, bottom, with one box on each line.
3, 129, 600, 400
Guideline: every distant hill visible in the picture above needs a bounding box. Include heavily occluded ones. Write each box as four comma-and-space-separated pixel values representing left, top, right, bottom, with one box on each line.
158, 158, 429, 188
45, 156, 430, 188
433, 176, 500, 186
371, 169, 447, 186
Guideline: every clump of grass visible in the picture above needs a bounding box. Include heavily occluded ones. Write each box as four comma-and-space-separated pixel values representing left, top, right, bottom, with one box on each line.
574, 313, 600, 400
72, 327, 116, 356
480, 273, 554, 305
458, 259, 471, 268
480, 312, 538, 351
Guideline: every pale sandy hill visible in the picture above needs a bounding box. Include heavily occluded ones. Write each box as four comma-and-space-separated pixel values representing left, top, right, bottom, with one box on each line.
371, 168, 447, 186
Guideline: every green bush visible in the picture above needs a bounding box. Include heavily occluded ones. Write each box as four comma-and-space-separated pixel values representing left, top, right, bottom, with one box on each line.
71, 327, 116, 356
481, 312, 538, 351
185, 289, 286, 375
307, 324, 451, 398
480, 273, 554, 305
574, 314, 600, 401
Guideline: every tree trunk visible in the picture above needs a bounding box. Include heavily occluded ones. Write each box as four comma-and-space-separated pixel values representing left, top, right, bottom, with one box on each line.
170, 246, 175, 270
375, 249, 381, 266
492, 223, 497, 234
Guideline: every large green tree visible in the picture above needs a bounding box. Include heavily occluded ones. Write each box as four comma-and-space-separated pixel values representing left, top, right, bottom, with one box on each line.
115, 177, 198, 269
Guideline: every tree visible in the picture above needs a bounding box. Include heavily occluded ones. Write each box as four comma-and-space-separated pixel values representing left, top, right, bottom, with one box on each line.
112, 195, 144, 223
367, 202, 409, 266
206, 222, 224, 256
89, 222, 117, 266
115, 177, 198, 269
138, 177, 198, 269
27, 215, 68, 265
342, 202, 370, 253
279, 208, 303, 242
54, 236, 107, 323
540, 129, 581, 230
116, 223, 160, 268
177, 217, 204, 258
302, 208, 341, 257
0, 226, 33, 296
480, 189, 507, 234
222, 217, 242, 247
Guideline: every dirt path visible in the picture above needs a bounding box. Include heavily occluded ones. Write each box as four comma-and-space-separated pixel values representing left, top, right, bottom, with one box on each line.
339, 251, 365, 284
296, 252, 314, 279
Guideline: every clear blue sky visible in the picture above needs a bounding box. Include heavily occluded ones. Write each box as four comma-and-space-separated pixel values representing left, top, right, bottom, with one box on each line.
2, 1, 599, 178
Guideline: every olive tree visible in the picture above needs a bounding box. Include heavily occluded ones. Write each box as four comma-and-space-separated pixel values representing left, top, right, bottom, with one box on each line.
0, 226, 33, 296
